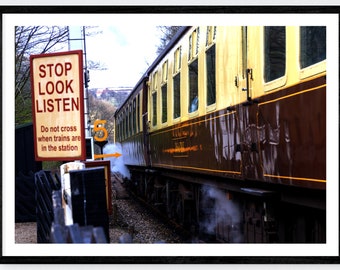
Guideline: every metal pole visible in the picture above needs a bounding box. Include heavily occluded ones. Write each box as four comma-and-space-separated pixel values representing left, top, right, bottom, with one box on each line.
82, 26, 91, 137
67, 26, 90, 138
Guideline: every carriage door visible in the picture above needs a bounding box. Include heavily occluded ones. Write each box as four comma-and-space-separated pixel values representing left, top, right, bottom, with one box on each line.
238, 26, 282, 242
238, 26, 263, 180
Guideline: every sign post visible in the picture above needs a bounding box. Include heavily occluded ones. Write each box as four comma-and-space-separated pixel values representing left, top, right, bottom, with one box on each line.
30, 50, 86, 161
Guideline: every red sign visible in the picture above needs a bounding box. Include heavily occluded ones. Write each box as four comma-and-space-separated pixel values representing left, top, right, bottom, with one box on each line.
30, 50, 86, 161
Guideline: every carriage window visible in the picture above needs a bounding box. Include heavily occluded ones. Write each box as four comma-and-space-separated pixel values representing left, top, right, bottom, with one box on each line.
124, 109, 128, 139
173, 46, 181, 119
119, 113, 124, 140
137, 94, 140, 133
174, 46, 182, 73
300, 26, 326, 68
206, 44, 216, 106
189, 59, 198, 113
117, 115, 120, 141
162, 61, 168, 82
123, 114, 125, 139
152, 92, 157, 126
129, 104, 132, 137
119, 114, 124, 140
132, 99, 136, 135
264, 26, 286, 82
206, 26, 216, 46
151, 72, 158, 127
161, 61, 168, 123
189, 27, 200, 61
121, 114, 124, 140
161, 85, 167, 123
173, 73, 181, 119
123, 111, 125, 139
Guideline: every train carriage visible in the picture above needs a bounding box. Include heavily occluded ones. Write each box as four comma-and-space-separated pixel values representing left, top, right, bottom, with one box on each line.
114, 26, 326, 243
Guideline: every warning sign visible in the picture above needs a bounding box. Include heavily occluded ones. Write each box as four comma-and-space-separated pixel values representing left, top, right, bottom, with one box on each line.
30, 50, 86, 161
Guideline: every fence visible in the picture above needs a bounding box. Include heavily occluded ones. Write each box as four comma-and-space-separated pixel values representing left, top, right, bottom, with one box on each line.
15, 123, 42, 222
35, 170, 108, 243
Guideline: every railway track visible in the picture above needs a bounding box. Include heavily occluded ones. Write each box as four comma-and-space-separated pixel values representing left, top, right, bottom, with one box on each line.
110, 173, 185, 243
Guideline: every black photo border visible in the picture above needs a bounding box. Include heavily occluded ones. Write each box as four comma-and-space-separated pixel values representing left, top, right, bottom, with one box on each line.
1, 3, 339, 265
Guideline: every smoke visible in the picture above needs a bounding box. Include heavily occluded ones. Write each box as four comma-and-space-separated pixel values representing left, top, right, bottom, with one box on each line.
103, 143, 131, 179
200, 185, 243, 243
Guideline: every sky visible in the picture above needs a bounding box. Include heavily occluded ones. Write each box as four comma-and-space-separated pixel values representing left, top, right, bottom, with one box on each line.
84, 25, 162, 89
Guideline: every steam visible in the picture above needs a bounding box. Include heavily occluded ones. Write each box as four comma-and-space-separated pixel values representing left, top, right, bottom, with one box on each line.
103, 143, 131, 179
200, 185, 243, 243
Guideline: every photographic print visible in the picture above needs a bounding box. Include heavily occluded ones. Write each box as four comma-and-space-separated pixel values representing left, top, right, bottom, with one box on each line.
1, 2, 339, 264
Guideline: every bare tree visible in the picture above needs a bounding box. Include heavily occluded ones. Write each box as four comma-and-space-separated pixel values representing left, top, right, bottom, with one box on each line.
88, 95, 116, 140
156, 26, 182, 54
87, 60, 108, 70
15, 26, 69, 125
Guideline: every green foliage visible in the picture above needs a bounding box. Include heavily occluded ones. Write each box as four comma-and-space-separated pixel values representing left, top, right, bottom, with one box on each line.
15, 95, 32, 125
42, 160, 63, 173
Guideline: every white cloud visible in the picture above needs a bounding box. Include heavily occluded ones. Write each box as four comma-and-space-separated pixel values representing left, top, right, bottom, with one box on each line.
86, 25, 160, 88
